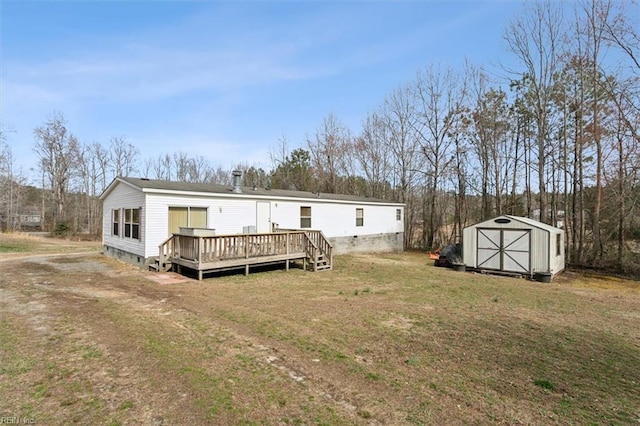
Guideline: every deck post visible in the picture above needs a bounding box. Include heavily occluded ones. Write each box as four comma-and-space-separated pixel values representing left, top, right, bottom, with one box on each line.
286, 233, 290, 271
198, 269, 203, 280
245, 264, 249, 276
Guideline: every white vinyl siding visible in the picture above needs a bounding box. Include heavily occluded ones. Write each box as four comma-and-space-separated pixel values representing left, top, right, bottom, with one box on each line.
145, 194, 257, 258
102, 178, 405, 260
102, 182, 145, 257
270, 201, 403, 237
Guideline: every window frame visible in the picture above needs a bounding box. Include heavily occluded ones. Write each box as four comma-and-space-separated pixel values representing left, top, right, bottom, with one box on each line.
356, 208, 364, 227
123, 208, 140, 240
112, 209, 120, 236
396, 208, 402, 221
300, 206, 311, 229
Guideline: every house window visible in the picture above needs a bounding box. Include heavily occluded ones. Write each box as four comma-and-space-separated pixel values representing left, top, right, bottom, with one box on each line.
168, 207, 207, 235
356, 208, 364, 227
396, 209, 401, 221
556, 233, 561, 256
300, 206, 311, 228
112, 209, 120, 236
124, 208, 140, 240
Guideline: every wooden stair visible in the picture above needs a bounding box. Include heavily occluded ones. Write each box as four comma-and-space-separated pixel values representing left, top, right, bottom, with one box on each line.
148, 256, 172, 272
303, 231, 332, 272
308, 253, 331, 271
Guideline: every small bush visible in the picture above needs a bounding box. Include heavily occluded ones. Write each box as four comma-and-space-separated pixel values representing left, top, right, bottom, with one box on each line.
53, 222, 70, 237
534, 379, 555, 391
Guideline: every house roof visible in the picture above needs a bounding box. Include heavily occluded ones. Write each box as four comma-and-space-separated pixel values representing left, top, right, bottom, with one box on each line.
100, 176, 405, 206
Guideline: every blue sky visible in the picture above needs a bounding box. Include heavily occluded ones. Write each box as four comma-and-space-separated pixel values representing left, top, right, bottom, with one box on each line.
2, 0, 522, 182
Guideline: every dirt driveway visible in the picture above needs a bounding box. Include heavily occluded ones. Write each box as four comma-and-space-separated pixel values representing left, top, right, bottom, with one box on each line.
1, 247, 391, 425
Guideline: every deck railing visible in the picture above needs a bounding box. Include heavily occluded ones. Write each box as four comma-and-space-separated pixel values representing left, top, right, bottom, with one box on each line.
158, 229, 332, 275
305, 230, 333, 264
158, 235, 175, 270
160, 231, 307, 264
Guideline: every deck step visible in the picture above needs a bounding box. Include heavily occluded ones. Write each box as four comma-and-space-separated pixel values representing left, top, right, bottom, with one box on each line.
149, 256, 172, 273
311, 256, 331, 271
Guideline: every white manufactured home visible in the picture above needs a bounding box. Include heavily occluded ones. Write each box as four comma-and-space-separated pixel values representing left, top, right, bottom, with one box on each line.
100, 176, 405, 269
462, 215, 565, 281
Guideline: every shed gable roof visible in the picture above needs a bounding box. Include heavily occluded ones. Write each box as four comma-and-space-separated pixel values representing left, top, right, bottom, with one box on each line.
465, 215, 563, 233
100, 176, 404, 206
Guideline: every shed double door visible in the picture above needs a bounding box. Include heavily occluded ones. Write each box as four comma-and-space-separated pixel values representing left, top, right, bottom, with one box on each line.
476, 228, 531, 274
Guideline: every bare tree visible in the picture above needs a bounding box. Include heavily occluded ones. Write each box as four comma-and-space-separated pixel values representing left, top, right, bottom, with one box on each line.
269, 135, 292, 189
33, 112, 80, 228
77, 141, 110, 235
412, 65, 467, 249
504, 0, 566, 224
153, 153, 172, 180
468, 67, 514, 219
601, 0, 640, 72
0, 132, 28, 231
355, 112, 392, 199
90, 141, 111, 192
307, 113, 353, 194
173, 152, 191, 182
109, 136, 139, 177
381, 85, 420, 248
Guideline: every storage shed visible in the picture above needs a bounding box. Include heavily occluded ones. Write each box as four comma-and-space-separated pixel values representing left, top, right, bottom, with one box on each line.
462, 215, 565, 280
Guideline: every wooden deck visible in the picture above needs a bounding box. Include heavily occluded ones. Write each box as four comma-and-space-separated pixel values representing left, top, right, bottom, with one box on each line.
155, 230, 332, 280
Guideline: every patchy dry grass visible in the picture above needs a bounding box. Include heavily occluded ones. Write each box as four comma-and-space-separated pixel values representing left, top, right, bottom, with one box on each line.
0, 232, 101, 257
0, 235, 639, 424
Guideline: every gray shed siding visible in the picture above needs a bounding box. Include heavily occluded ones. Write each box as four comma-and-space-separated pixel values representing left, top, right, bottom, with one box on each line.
463, 215, 564, 276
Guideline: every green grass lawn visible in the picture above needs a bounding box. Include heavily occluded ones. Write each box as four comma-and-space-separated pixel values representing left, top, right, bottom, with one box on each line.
1, 241, 639, 425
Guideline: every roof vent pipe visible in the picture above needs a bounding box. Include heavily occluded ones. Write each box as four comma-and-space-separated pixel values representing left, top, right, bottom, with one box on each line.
232, 170, 243, 193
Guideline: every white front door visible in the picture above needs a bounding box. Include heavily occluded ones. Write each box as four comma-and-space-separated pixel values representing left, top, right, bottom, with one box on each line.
256, 201, 271, 233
